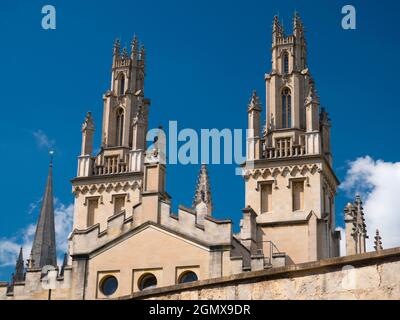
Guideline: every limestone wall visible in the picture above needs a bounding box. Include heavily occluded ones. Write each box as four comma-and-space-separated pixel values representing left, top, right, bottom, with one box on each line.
122, 247, 400, 300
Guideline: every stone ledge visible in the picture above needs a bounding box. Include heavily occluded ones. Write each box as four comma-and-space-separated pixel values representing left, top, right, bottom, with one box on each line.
119, 247, 400, 300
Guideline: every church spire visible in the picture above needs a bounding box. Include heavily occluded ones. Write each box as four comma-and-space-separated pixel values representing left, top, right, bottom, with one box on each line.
29, 156, 57, 268
13, 247, 25, 282
192, 164, 213, 224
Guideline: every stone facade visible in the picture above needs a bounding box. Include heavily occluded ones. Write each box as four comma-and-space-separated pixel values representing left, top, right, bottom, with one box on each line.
0, 13, 390, 300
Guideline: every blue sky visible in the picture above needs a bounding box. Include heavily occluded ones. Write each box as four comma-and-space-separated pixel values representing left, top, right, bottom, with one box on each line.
1, 0, 400, 279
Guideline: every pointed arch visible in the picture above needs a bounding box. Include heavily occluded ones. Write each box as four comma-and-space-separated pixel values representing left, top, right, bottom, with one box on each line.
281, 87, 292, 128
282, 51, 289, 75
119, 73, 125, 95
116, 107, 124, 146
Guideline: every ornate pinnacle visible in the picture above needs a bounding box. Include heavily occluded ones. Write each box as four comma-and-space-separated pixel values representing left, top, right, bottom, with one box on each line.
82, 111, 94, 132
293, 11, 303, 31
192, 164, 213, 214
344, 202, 355, 221
272, 15, 284, 40
306, 83, 319, 105
131, 35, 139, 58
122, 47, 128, 58
374, 229, 383, 252
113, 38, 120, 56
248, 90, 262, 112
273, 15, 280, 32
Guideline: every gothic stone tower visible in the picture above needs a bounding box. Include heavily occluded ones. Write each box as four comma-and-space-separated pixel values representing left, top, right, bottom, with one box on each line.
72, 37, 149, 232
244, 14, 341, 264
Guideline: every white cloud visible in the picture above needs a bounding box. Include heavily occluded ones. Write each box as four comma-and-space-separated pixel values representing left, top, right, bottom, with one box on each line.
0, 200, 73, 273
33, 130, 55, 150
341, 156, 400, 252
0, 240, 21, 268
54, 201, 74, 254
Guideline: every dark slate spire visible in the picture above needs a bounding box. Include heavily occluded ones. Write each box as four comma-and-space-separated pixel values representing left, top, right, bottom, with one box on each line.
29, 156, 57, 268
13, 247, 25, 282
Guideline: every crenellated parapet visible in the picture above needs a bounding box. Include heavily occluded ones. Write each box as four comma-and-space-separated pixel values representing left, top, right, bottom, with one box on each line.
160, 203, 232, 246
69, 209, 134, 256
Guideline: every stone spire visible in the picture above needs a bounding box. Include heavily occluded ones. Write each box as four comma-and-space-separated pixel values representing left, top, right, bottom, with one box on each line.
13, 247, 25, 283
374, 229, 383, 252
29, 157, 57, 268
192, 164, 213, 224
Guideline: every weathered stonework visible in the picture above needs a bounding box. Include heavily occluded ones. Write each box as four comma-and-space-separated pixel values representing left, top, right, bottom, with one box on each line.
123, 248, 400, 300
0, 13, 394, 300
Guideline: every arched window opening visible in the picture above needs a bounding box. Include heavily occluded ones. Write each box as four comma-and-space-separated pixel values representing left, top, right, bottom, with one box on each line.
139, 274, 157, 291
178, 271, 198, 284
116, 108, 124, 146
283, 52, 289, 75
282, 88, 292, 128
119, 74, 125, 95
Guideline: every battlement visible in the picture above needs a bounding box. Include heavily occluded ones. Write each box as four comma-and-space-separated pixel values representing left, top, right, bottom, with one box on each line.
70, 197, 234, 257
160, 203, 233, 246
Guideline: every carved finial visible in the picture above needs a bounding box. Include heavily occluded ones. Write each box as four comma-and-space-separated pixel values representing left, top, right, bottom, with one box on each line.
305, 82, 319, 105
122, 47, 128, 58
131, 35, 139, 58
192, 164, 213, 220
82, 111, 94, 131
273, 15, 280, 32
293, 11, 303, 31
113, 38, 120, 56
248, 90, 262, 112
374, 229, 383, 252
272, 15, 284, 41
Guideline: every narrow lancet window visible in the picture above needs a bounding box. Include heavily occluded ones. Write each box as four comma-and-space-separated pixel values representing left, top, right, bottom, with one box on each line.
282, 88, 292, 128
116, 108, 124, 146
119, 75, 125, 95
283, 52, 289, 74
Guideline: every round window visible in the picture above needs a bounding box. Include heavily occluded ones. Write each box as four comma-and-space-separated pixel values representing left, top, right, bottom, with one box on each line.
179, 271, 198, 284
139, 274, 157, 291
100, 276, 118, 296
